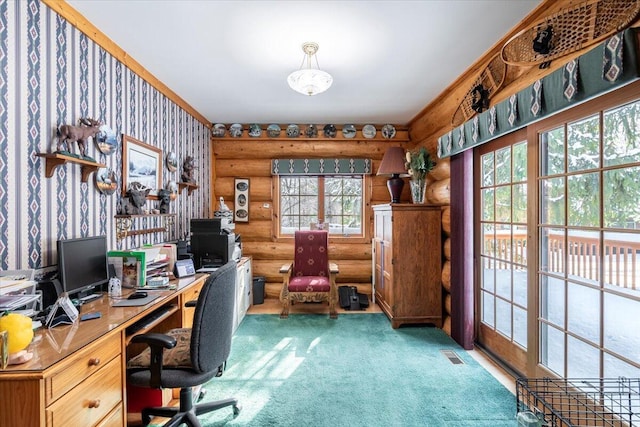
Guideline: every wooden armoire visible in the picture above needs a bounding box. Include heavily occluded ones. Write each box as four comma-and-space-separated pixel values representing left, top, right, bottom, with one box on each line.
373, 203, 443, 328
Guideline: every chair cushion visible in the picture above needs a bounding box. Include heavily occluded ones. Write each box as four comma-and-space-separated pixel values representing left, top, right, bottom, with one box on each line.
127, 328, 192, 368
288, 276, 331, 292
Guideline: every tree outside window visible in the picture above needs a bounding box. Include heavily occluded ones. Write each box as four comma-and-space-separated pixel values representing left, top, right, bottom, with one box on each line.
279, 176, 363, 236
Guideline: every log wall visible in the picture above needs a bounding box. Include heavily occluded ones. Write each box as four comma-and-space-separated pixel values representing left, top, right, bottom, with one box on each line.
211, 127, 414, 299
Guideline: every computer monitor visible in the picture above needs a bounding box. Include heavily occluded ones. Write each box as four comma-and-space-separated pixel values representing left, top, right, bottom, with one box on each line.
57, 235, 109, 299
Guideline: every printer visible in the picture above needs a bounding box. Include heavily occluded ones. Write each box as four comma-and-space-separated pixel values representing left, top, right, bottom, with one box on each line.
190, 219, 241, 269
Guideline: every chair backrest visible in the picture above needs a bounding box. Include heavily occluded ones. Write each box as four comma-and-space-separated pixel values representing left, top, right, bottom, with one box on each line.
293, 230, 329, 277
190, 260, 237, 373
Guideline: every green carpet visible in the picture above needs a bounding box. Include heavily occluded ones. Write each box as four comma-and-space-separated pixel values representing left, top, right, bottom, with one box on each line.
197, 314, 516, 426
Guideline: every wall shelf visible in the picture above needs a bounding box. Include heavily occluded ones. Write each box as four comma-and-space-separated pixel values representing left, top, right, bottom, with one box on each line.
37, 153, 105, 182
114, 213, 176, 241
178, 182, 198, 195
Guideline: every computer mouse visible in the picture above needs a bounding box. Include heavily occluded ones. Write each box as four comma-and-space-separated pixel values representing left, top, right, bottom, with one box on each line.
127, 291, 148, 300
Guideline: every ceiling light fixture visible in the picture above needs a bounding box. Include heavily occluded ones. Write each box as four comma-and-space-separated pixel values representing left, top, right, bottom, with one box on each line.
287, 42, 333, 96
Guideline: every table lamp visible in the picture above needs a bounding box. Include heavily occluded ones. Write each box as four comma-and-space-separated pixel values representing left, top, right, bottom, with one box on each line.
377, 146, 408, 203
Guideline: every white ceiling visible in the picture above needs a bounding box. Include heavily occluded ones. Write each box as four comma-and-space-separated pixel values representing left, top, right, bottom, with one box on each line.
67, 0, 541, 126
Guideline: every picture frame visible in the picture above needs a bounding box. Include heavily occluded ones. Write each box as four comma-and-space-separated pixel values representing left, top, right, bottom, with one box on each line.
122, 135, 162, 196
234, 178, 250, 222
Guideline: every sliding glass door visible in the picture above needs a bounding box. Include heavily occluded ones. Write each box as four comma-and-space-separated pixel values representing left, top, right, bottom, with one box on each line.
475, 82, 640, 379
536, 98, 640, 379
475, 130, 529, 373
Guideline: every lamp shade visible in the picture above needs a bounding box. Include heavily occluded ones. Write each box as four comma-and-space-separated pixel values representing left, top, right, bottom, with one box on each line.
378, 146, 407, 203
377, 146, 407, 176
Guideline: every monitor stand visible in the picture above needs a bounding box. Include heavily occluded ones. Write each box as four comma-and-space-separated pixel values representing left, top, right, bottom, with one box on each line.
77, 288, 102, 304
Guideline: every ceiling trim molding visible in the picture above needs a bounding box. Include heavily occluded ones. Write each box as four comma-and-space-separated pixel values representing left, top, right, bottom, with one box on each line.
42, 0, 211, 127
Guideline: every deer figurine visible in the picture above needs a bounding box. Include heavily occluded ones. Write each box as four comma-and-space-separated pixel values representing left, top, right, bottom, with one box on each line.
119, 182, 151, 215
56, 118, 102, 159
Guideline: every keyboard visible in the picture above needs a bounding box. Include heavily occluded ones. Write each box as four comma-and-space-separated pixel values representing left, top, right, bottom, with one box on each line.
79, 294, 102, 303
126, 304, 176, 335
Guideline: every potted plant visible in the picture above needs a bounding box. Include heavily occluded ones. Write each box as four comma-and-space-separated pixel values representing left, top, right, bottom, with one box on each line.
405, 147, 435, 203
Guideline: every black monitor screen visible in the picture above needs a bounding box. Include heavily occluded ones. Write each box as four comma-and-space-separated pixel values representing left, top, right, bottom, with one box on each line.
57, 235, 109, 297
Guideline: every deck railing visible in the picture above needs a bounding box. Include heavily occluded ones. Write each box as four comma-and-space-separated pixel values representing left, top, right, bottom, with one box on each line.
484, 231, 639, 291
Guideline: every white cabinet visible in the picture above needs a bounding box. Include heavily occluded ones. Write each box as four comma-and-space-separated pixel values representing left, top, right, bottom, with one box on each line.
233, 257, 252, 333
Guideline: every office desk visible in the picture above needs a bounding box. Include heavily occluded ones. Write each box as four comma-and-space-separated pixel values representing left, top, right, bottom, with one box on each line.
0, 273, 208, 427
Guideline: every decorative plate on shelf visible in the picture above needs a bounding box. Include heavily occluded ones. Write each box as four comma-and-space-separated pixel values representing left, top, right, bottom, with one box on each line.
342, 124, 356, 139
267, 124, 281, 137
94, 167, 117, 195
166, 151, 178, 172
229, 123, 243, 137
95, 125, 117, 155
323, 124, 337, 138
286, 124, 300, 138
212, 123, 226, 137
382, 124, 396, 139
305, 124, 318, 138
248, 124, 262, 137
362, 124, 377, 139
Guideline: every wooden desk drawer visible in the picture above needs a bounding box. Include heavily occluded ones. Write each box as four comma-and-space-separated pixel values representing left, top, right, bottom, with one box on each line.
183, 285, 201, 306
47, 357, 122, 427
96, 403, 124, 427
46, 333, 121, 404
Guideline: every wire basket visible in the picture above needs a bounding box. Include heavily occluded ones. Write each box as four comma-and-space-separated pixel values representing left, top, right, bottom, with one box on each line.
516, 377, 640, 426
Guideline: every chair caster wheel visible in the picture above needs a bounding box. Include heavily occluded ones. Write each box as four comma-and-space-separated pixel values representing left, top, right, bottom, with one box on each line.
233, 404, 242, 417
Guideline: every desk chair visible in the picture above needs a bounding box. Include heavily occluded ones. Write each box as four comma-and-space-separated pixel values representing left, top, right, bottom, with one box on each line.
280, 230, 339, 319
127, 261, 240, 427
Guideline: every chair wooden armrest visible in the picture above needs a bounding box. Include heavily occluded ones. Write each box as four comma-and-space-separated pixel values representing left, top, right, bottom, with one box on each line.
329, 263, 339, 274
280, 263, 292, 275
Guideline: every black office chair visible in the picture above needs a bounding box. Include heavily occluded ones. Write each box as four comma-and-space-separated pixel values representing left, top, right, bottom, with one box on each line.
127, 261, 241, 427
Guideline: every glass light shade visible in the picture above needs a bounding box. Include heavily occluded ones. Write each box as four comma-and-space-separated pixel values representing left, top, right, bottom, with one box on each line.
287, 69, 333, 96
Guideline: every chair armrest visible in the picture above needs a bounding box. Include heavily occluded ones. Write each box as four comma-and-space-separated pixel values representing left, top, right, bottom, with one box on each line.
329, 263, 339, 274
131, 332, 177, 349
280, 263, 293, 274
185, 299, 197, 308
129, 333, 177, 389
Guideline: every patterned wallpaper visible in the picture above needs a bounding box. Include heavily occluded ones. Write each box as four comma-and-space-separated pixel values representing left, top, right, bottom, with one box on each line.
0, 0, 211, 270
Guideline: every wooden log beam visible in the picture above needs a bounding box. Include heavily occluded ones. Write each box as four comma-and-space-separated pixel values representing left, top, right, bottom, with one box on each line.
212, 139, 409, 159
442, 206, 451, 236
427, 178, 451, 204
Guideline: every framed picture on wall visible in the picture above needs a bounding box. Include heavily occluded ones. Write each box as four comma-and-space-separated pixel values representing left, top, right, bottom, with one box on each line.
122, 135, 162, 196
234, 178, 249, 223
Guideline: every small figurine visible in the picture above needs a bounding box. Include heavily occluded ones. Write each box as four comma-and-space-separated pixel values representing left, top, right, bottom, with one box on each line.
166, 180, 178, 195
181, 155, 198, 184
157, 189, 172, 214
219, 196, 230, 211
119, 182, 151, 215
56, 117, 102, 161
